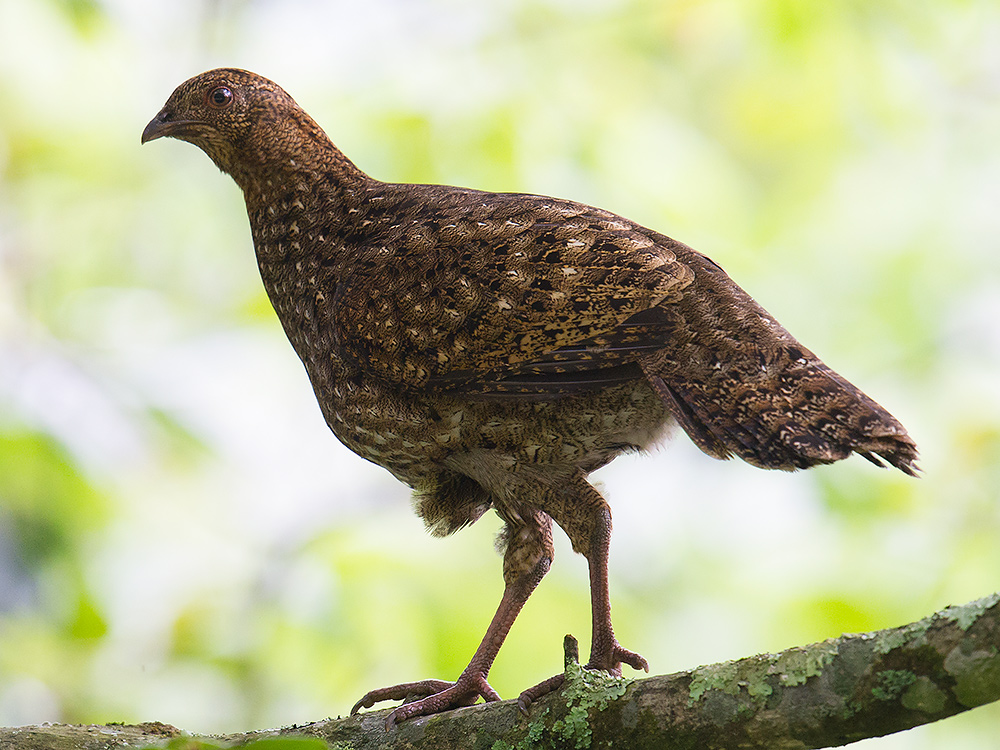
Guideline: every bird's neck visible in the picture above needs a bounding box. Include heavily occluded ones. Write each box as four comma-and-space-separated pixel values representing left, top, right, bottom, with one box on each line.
236, 115, 371, 266
229, 108, 368, 201
242, 160, 362, 269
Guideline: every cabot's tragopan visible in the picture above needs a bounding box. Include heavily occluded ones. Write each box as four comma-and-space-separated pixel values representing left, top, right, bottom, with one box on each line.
143, 68, 918, 728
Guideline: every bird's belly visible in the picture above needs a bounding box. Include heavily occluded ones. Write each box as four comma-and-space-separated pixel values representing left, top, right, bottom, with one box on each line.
312, 362, 671, 487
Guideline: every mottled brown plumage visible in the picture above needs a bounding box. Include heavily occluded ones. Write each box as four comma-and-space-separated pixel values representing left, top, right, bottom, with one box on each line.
143, 69, 918, 726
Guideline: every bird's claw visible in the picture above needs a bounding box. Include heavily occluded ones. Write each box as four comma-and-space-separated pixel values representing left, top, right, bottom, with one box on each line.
352, 673, 501, 729
351, 679, 453, 714
517, 673, 566, 715
517, 638, 648, 715
587, 638, 649, 676
599, 642, 649, 674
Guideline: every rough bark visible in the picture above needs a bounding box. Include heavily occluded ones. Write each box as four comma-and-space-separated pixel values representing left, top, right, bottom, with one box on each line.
3, 592, 998, 750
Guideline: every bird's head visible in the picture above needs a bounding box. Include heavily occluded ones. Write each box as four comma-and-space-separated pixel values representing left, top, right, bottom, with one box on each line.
142, 68, 339, 188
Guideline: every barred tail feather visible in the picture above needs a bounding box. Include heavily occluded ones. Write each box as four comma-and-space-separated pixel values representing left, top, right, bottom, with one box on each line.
641, 349, 919, 476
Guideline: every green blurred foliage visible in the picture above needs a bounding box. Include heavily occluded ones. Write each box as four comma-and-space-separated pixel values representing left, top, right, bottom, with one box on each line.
1, 0, 999, 747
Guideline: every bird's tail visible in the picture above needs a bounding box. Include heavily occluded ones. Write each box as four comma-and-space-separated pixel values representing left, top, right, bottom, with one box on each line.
635, 251, 918, 475
641, 349, 918, 475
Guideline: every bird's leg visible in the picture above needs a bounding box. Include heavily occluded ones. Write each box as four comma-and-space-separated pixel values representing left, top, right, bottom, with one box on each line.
584, 504, 648, 674
352, 510, 554, 729
518, 477, 647, 713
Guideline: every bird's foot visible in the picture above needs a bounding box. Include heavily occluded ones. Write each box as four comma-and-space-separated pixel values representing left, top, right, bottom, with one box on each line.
589, 639, 649, 676
351, 672, 501, 729
517, 673, 566, 714
517, 634, 648, 714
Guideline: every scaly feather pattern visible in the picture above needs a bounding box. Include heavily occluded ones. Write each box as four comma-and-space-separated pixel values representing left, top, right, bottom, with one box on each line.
143, 69, 919, 728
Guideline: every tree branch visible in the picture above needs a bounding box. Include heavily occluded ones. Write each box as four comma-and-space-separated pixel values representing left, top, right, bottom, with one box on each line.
4, 592, 998, 749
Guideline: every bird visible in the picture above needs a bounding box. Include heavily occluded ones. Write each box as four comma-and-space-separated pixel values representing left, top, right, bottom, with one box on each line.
142, 68, 918, 728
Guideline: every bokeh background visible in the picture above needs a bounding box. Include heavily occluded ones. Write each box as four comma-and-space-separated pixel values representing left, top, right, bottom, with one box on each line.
1, 0, 999, 746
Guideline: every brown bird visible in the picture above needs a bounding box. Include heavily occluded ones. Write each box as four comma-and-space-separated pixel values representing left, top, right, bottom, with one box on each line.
142, 69, 918, 727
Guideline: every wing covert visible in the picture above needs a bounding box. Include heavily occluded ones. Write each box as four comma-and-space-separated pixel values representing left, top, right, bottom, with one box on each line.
330, 188, 694, 393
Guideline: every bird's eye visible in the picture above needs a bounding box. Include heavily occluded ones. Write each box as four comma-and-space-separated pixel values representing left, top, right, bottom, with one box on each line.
207, 86, 234, 108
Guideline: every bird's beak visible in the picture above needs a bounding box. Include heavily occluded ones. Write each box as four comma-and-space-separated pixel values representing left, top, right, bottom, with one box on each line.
141, 110, 202, 144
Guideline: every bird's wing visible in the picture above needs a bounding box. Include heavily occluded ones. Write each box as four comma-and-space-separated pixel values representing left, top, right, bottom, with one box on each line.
330, 188, 696, 395
329, 185, 918, 474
